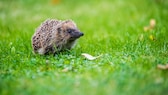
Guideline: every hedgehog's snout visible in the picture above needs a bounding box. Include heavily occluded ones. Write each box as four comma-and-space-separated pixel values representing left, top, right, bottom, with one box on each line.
68, 30, 84, 41
74, 30, 84, 38
79, 32, 84, 36
70, 29, 83, 38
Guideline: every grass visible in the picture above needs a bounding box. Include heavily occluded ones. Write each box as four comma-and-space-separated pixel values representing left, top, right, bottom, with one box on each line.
0, 0, 168, 95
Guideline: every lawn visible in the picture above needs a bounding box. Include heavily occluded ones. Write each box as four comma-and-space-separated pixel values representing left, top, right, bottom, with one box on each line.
0, 0, 168, 95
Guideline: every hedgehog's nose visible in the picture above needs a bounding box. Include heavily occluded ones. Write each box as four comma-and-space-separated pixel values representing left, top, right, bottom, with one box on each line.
79, 32, 84, 36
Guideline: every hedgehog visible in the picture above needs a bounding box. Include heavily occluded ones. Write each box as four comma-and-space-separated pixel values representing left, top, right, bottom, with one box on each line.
31, 19, 84, 55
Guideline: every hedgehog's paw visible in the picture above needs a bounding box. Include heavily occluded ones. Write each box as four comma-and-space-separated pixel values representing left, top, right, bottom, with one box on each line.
37, 48, 46, 55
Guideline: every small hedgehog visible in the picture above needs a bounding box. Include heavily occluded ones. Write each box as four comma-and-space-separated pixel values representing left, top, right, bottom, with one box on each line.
31, 19, 84, 55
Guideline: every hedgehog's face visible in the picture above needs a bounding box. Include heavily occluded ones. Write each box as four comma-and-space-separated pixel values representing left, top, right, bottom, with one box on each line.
58, 20, 84, 41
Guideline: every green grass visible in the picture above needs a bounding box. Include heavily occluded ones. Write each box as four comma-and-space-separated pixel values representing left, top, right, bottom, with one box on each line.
0, 0, 168, 95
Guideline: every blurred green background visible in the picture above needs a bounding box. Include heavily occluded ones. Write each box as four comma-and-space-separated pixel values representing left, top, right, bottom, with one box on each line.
0, 0, 168, 95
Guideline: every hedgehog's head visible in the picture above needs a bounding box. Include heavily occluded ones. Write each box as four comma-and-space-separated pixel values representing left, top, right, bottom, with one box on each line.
57, 20, 84, 42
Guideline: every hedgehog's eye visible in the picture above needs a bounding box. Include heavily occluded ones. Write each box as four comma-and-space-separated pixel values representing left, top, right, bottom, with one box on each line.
67, 29, 73, 33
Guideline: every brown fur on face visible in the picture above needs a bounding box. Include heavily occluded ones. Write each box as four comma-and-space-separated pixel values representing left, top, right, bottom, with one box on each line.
31, 19, 83, 55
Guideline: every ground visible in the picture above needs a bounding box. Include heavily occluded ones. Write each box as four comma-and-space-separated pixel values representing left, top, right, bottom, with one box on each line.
0, 0, 168, 95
